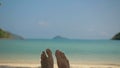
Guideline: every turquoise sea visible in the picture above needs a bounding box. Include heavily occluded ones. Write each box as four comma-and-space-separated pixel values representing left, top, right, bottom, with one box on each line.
0, 39, 120, 66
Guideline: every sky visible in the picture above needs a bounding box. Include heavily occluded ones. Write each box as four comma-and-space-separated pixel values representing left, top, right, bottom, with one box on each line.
0, 0, 120, 39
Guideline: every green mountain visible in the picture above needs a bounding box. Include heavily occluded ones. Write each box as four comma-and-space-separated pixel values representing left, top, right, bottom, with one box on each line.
0, 28, 23, 39
112, 32, 120, 40
53, 35, 68, 40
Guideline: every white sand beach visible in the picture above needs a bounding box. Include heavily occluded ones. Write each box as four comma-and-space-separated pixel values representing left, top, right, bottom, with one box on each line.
0, 63, 120, 68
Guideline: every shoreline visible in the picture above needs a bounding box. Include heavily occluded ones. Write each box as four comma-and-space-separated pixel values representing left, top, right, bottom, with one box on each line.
0, 63, 120, 68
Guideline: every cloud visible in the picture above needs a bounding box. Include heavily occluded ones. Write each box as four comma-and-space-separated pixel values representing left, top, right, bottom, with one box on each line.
87, 28, 95, 32
38, 21, 49, 27
100, 31, 110, 36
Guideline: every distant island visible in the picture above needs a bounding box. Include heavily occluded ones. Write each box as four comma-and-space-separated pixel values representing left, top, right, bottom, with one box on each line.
53, 35, 69, 40
112, 32, 120, 40
0, 28, 23, 39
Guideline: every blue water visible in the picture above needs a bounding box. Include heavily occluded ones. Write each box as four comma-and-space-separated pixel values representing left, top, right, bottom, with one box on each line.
0, 39, 120, 64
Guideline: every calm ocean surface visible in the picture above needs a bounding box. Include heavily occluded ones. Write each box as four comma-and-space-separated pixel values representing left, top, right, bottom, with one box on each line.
0, 39, 120, 65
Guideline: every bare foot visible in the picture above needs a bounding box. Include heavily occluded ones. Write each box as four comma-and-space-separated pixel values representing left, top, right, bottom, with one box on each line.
41, 51, 48, 68
55, 50, 70, 68
41, 49, 54, 68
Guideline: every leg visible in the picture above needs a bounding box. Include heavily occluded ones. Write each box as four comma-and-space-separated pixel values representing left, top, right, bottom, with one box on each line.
55, 50, 70, 68
40, 49, 54, 68
46, 49, 54, 68
41, 51, 48, 68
